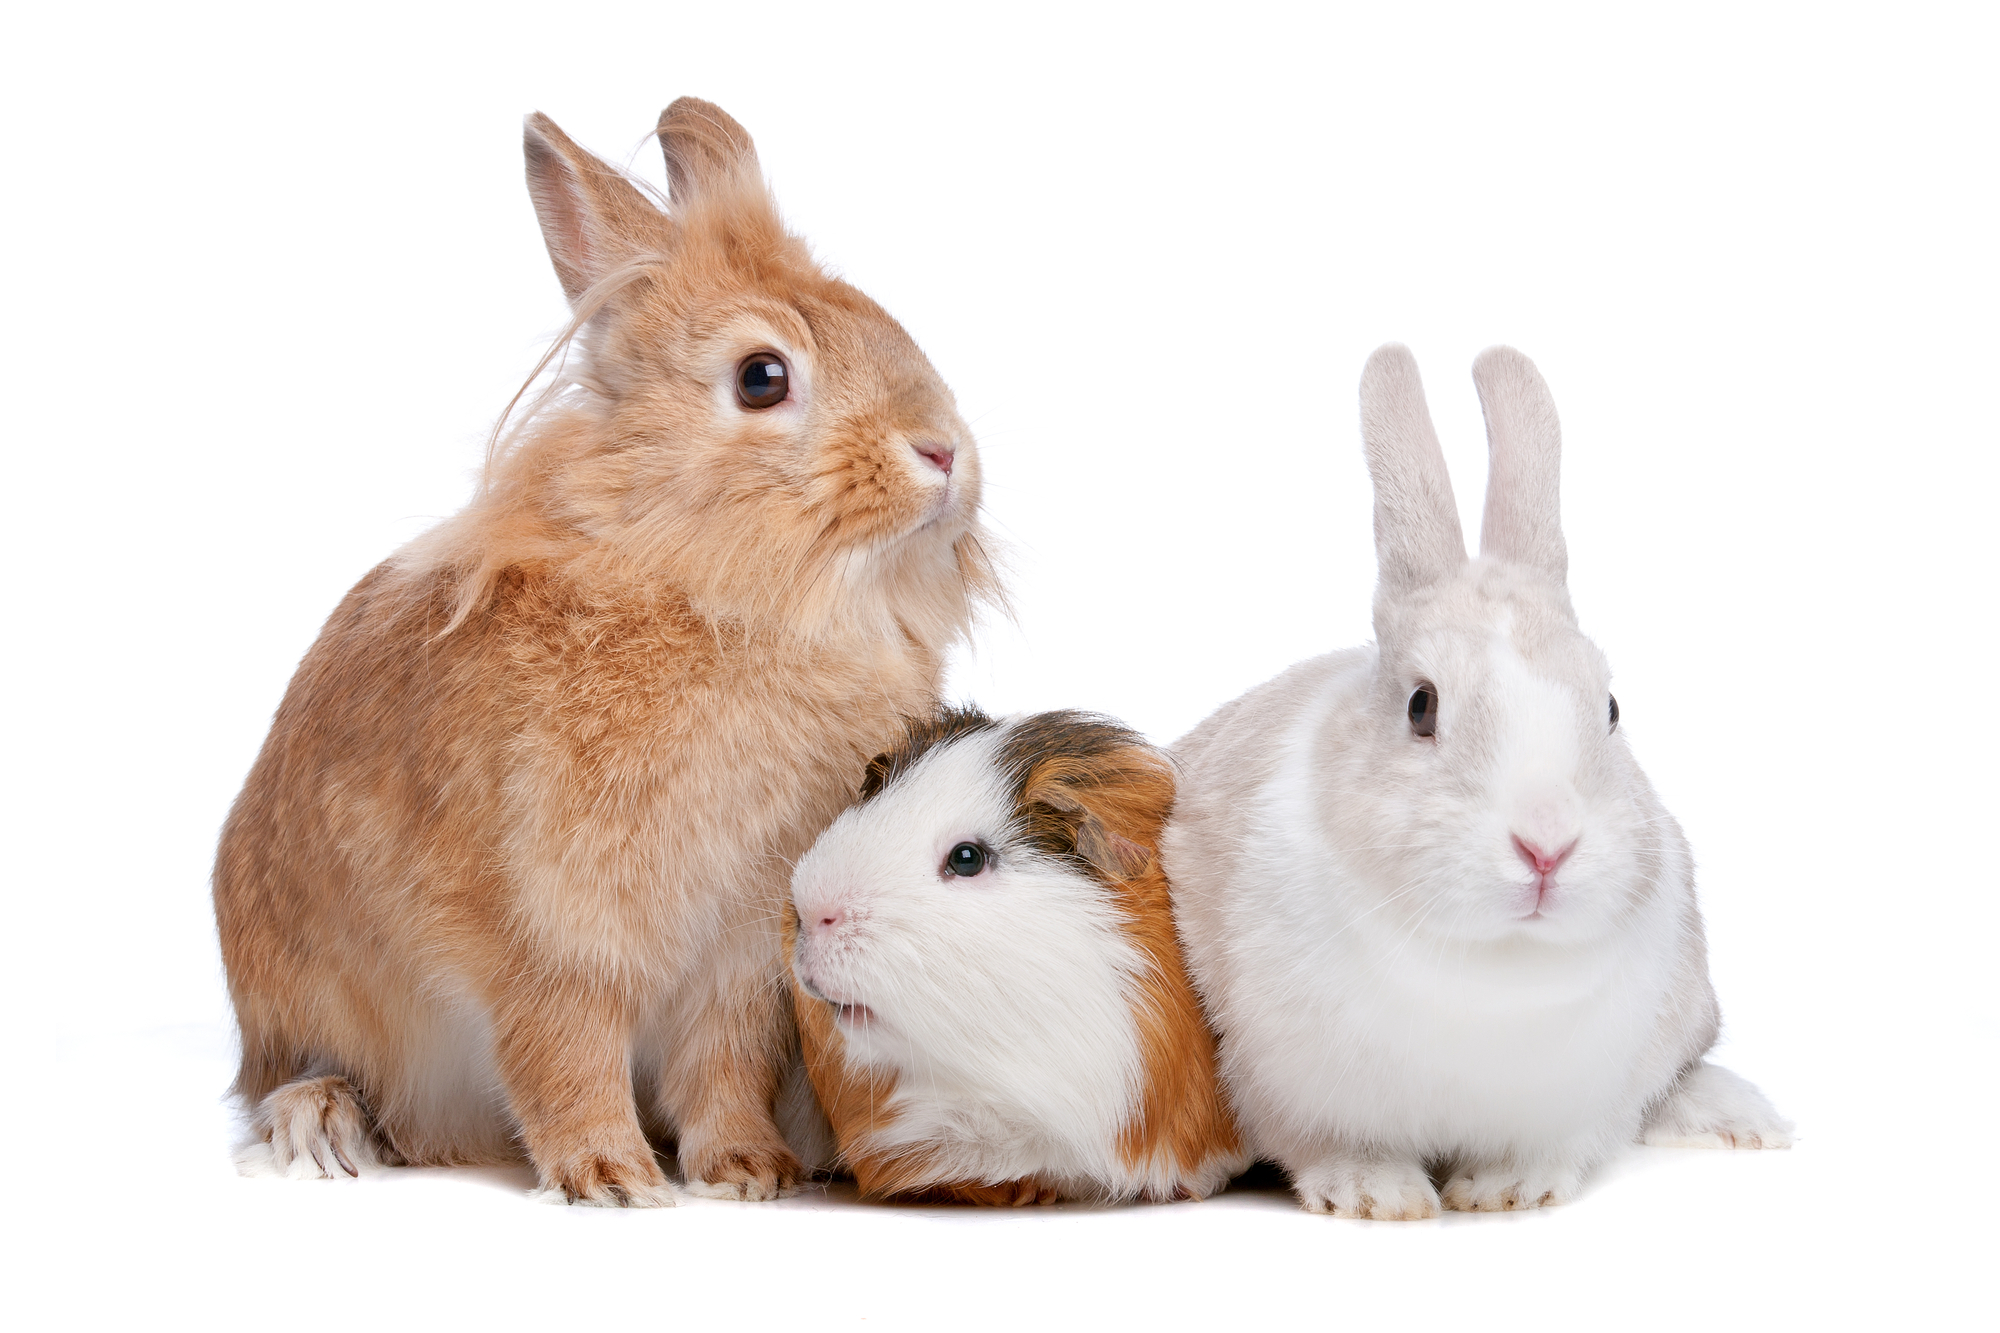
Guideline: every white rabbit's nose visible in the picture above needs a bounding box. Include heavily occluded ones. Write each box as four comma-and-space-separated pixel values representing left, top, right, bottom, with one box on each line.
1512, 835, 1577, 876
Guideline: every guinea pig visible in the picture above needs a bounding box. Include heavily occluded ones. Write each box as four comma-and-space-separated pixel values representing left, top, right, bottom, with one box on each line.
788, 706, 1246, 1204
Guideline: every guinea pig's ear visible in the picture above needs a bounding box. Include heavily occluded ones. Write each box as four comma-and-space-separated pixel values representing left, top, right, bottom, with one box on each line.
1077, 820, 1155, 881
858, 752, 893, 801
1022, 779, 1157, 882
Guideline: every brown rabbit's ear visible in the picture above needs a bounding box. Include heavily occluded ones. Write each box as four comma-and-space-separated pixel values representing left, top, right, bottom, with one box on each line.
523, 112, 672, 307
657, 97, 763, 209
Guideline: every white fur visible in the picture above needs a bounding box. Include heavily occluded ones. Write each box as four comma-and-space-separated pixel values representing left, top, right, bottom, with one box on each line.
792, 722, 1185, 1200
1644, 1061, 1795, 1149
1162, 345, 1789, 1218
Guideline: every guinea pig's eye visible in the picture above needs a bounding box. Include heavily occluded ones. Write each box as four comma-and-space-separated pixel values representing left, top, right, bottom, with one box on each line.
1408, 684, 1438, 739
944, 842, 987, 878
1609, 694, 1620, 731
735, 353, 789, 410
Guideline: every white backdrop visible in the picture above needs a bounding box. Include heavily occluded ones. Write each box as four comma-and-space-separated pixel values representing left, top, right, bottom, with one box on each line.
3, 2, 1993, 1327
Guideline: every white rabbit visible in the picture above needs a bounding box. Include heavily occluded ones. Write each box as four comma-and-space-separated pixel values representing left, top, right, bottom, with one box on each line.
1159, 344, 1791, 1218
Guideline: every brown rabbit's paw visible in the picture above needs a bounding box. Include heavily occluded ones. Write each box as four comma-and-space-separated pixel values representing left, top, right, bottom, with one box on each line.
532, 1150, 679, 1208
240, 1075, 378, 1180
678, 1141, 802, 1201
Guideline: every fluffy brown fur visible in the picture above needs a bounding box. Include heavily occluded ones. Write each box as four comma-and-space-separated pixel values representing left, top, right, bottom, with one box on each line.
213, 99, 1000, 1204
793, 711, 1241, 1204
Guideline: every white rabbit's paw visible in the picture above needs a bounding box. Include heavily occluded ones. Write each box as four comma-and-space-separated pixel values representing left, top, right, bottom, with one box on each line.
1441, 1162, 1579, 1212
1643, 1062, 1794, 1150
244, 1075, 379, 1180
1291, 1157, 1440, 1220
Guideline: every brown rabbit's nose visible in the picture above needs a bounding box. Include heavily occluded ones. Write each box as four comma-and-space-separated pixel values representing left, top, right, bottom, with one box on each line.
912, 441, 955, 474
1512, 835, 1577, 876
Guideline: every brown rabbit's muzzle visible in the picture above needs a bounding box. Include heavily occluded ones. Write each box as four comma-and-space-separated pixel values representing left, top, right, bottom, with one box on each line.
807, 413, 980, 547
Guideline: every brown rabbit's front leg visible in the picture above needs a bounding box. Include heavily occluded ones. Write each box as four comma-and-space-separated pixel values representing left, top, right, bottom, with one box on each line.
653, 945, 801, 1200
491, 975, 677, 1207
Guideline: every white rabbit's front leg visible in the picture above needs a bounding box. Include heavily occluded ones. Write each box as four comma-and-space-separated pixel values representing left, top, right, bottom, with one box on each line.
1642, 1061, 1794, 1149
1288, 1150, 1440, 1219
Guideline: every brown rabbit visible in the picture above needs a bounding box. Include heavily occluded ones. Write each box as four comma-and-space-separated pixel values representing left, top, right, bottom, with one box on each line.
212, 99, 1000, 1206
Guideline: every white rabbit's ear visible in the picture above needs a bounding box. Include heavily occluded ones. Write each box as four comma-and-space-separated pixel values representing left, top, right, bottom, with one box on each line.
657, 98, 764, 210
523, 112, 672, 308
1361, 344, 1466, 595
1473, 346, 1567, 583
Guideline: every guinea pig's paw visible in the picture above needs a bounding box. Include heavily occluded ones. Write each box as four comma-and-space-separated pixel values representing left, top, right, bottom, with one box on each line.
1440, 1161, 1580, 1212
678, 1140, 802, 1201
1291, 1157, 1440, 1220
951, 1177, 1064, 1206
1643, 1062, 1795, 1150
250, 1075, 378, 1180
535, 1150, 680, 1207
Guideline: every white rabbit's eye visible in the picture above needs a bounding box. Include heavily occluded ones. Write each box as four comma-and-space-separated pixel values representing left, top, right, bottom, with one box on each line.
944, 842, 987, 878
735, 353, 789, 409
1408, 685, 1438, 738
1609, 694, 1620, 731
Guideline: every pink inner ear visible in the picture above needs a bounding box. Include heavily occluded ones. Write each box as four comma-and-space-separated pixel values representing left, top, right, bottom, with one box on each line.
1075, 823, 1152, 880
524, 131, 605, 298
543, 175, 598, 287
1106, 833, 1153, 877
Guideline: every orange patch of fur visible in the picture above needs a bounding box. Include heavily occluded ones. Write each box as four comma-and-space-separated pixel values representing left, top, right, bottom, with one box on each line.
1005, 730, 1244, 1180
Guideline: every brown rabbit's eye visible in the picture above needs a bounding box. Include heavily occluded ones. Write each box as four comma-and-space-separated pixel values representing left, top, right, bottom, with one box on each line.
944, 842, 987, 878
735, 353, 789, 410
1609, 694, 1620, 731
1408, 685, 1438, 738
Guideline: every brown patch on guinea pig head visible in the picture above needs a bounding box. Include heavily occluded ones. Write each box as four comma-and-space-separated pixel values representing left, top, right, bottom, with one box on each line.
856, 704, 999, 801
993, 713, 1244, 1183
996, 713, 1165, 882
